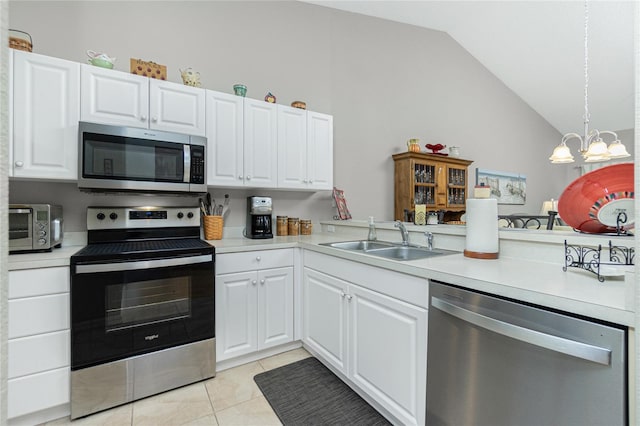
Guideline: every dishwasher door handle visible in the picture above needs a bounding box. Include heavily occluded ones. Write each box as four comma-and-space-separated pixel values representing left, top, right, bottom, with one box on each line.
431, 296, 612, 366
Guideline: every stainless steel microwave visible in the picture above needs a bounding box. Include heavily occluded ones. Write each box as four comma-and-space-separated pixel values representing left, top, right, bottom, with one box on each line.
9, 204, 63, 253
78, 122, 207, 194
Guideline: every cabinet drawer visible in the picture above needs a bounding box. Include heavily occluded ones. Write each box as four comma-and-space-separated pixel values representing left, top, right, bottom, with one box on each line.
9, 294, 70, 339
9, 330, 70, 379
9, 267, 69, 299
8, 367, 70, 419
217, 249, 294, 275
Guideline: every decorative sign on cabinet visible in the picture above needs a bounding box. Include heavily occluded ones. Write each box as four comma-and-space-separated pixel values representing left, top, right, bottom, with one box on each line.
392, 152, 473, 221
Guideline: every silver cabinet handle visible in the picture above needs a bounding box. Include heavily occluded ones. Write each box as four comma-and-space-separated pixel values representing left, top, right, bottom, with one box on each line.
346, 295, 353, 301
256, 256, 261, 261
260, 279, 265, 285
239, 175, 243, 180
252, 280, 257, 286
151, 117, 158, 123
340, 291, 346, 298
140, 115, 147, 121
431, 296, 612, 366
15, 161, 23, 167
246, 175, 252, 180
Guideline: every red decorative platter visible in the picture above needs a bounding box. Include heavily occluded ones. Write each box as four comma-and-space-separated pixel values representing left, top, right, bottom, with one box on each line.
558, 163, 634, 233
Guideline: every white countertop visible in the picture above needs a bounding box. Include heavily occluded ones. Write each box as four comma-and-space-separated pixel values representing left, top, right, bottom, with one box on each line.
9, 230, 635, 327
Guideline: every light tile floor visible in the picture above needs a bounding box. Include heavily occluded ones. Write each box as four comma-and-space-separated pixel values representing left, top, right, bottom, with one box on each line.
44, 348, 312, 426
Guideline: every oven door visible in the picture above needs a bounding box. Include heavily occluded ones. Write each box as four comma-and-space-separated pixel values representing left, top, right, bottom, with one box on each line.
71, 253, 214, 370
9, 208, 33, 251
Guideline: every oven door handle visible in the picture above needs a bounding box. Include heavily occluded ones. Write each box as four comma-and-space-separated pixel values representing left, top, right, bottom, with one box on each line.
75, 254, 213, 274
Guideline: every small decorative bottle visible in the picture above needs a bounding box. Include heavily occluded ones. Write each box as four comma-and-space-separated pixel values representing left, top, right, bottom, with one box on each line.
367, 216, 377, 241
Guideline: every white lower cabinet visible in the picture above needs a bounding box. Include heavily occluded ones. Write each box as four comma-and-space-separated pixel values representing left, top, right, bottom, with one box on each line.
303, 252, 427, 426
216, 249, 294, 361
8, 267, 71, 422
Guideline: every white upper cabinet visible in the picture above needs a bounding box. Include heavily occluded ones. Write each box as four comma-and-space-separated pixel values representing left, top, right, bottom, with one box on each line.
243, 98, 278, 188
307, 111, 333, 190
81, 65, 205, 136
12, 50, 80, 180
149, 79, 206, 136
205, 90, 244, 187
207, 95, 278, 188
277, 105, 308, 189
278, 107, 333, 190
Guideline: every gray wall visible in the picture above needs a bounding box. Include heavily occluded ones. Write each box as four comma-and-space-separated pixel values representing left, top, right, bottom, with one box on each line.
8, 1, 584, 230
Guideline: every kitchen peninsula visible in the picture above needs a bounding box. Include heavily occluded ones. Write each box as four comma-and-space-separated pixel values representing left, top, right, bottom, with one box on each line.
8, 219, 634, 425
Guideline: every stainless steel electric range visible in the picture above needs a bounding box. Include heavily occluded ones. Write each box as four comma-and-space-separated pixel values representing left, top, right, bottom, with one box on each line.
70, 206, 215, 419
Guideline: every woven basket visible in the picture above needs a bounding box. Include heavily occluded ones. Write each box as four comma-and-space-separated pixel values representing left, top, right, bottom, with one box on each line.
203, 215, 223, 240
9, 29, 32, 52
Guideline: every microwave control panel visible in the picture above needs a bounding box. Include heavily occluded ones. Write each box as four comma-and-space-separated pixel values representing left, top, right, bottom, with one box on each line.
190, 145, 205, 184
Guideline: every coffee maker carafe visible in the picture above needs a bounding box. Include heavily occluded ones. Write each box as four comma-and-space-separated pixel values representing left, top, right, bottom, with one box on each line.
246, 196, 273, 239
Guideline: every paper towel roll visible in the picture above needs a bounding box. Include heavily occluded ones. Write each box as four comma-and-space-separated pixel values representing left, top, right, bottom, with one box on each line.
464, 198, 499, 259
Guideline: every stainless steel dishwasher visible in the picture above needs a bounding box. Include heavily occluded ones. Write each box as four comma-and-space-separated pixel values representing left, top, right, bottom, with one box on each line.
427, 280, 627, 426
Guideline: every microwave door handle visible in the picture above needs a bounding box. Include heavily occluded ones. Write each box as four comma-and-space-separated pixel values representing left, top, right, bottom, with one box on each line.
184, 144, 191, 183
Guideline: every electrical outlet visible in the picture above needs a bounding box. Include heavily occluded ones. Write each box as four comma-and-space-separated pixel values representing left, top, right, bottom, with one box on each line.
327, 225, 335, 232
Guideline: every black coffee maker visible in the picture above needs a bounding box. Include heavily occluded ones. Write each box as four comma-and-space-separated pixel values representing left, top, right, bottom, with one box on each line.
246, 196, 273, 239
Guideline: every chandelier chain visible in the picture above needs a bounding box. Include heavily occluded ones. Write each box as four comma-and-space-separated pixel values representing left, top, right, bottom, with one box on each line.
583, 0, 590, 126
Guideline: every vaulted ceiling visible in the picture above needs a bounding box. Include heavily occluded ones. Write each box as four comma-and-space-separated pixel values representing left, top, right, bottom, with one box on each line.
303, 1, 636, 135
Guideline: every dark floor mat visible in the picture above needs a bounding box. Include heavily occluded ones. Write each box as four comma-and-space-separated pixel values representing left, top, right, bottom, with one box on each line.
254, 357, 391, 426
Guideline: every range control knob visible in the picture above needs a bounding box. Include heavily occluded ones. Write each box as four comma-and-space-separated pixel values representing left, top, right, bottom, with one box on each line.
97, 213, 106, 220
187, 212, 194, 219
177, 212, 184, 219
38, 238, 46, 246
109, 212, 118, 220
39, 230, 46, 237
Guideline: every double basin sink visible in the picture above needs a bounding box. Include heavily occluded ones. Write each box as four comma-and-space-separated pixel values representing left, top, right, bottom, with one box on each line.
320, 240, 457, 261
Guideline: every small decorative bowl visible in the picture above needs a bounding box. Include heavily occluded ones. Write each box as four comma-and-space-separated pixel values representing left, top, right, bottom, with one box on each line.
89, 58, 114, 69
233, 84, 247, 97
291, 101, 306, 110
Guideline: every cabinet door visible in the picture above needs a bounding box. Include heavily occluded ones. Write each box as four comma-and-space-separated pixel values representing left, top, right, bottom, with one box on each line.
258, 267, 294, 350
446, 164, 467, 208
206, 90, 244, 187
306, 111, 333, 190
434, 162, 448, 208
349, 283, 427, 426
277, 105, 308, 189
8, 367, 69, 419
244, 99, 277, 187
215, 271, 258, 361
150, 79, 205, 136
81, 64, 149, 128
12, 50, 80, 180
302, 268, 348, 374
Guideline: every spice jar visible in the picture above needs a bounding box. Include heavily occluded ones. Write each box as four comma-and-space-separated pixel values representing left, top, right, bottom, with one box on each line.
300, 219, 312, 235
277, 216, 288, 236
287, 217, 299, 236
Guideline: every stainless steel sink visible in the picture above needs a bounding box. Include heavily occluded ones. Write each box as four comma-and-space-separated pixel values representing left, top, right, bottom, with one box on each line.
323, 240, 395, 251
320, 240, 457, 261
366, 246, 456, 261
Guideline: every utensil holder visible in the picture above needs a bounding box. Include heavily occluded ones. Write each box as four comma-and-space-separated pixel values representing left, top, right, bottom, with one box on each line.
203, 215, 223, 240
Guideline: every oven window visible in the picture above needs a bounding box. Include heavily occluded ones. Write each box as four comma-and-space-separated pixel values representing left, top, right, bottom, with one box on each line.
9, 213, 30, 240
105, 277, 191, 332
83, 134, 184, 182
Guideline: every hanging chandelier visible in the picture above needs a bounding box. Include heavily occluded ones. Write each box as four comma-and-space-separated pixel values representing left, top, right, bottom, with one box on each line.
549, 1, 630, 164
